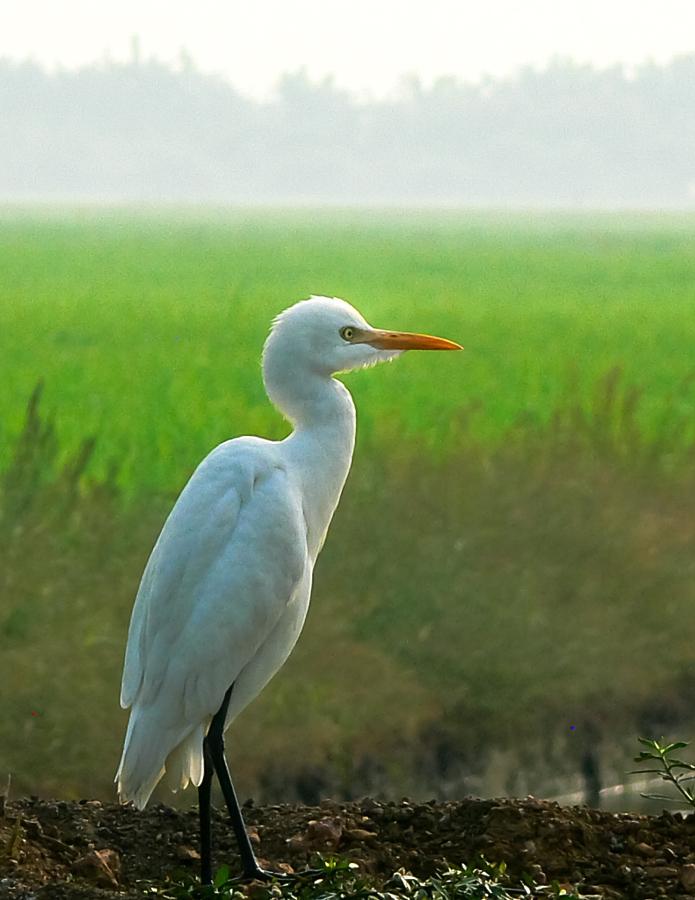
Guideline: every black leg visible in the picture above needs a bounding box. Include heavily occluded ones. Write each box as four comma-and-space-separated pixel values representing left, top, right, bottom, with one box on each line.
205, 685, 267, 880
198, 741, 214, 885
200, 683, 325, 884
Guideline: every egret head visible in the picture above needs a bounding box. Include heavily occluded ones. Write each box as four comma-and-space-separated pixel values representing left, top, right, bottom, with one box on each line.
261, 295, 461, 425
264, 295, 461, 379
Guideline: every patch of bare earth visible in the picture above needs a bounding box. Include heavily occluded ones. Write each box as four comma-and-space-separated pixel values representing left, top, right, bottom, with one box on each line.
3, 797, 695, 898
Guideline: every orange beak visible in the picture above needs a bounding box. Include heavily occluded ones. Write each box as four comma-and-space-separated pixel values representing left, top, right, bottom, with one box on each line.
360, 328, 463, 351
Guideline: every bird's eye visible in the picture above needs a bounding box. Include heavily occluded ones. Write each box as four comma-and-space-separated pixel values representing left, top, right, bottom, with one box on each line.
340, 326, 355, 341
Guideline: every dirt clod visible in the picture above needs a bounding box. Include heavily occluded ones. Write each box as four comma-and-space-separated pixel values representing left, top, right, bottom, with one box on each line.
71, 848, 120, 887
174, 844, 200, 863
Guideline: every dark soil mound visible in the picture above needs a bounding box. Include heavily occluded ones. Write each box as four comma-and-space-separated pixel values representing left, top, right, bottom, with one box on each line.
2, 796, 695, 898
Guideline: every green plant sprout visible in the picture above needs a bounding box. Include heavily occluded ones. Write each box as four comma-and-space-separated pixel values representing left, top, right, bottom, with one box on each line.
138, 855, 590, 899
632, 737, 695, 809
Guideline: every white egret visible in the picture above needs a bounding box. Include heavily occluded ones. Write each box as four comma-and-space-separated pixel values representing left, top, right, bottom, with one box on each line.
115, 295, 461, 883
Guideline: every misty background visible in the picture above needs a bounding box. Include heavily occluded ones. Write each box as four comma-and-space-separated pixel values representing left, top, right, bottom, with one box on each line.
2, 52, 695, 206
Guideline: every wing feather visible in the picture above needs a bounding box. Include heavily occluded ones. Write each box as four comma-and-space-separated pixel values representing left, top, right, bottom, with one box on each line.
116, 438, 308, 804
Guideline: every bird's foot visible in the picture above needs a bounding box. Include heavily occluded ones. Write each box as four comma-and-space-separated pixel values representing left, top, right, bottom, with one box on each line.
241, 866, 290, 883
241, 864, 328, 884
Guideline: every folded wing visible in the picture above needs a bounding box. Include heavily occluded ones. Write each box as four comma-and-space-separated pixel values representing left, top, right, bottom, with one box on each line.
116, 438, 308, 808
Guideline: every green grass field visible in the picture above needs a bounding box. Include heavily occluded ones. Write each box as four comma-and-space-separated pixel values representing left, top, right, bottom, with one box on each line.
1, 209, 695, 807
1, 209, 694, 491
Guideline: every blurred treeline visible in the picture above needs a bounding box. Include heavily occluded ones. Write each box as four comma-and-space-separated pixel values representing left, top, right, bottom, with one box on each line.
2, 375, 695, 807
2, 54, 695, 205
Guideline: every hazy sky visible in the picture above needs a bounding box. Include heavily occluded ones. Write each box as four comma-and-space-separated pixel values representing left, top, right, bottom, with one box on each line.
2, 0, 695, 98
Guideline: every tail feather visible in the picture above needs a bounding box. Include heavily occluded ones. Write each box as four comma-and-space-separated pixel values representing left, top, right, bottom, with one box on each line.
163, 724, 206, 793
115, 708, 205, 809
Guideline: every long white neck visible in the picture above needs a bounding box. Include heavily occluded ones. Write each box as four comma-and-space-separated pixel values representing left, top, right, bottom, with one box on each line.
263, 351, 356, 560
